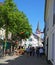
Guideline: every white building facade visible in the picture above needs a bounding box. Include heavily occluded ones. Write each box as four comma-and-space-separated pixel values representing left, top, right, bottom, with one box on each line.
44, 0, 55, 65
0, 28, 12, 40
0, 28, 5, 40
21, 33, 43, 49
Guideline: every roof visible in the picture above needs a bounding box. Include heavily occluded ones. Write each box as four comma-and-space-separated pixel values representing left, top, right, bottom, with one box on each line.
33, 33, 39, 38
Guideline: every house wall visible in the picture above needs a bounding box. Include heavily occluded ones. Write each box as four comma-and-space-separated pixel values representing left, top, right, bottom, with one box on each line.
47, 0, 53, 61
49, 27, 55, 65
0, 28, 5, 39
44, 0, 55, 65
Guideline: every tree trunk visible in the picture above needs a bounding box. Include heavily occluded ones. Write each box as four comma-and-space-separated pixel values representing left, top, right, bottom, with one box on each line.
3, 26, 8, 56
5, 26, 8, 40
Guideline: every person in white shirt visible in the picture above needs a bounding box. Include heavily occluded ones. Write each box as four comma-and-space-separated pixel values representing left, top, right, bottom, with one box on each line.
39, 47, 43, 57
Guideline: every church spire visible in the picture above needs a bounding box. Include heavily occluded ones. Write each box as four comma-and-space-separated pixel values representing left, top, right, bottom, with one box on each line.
36, 21, 40, 31
35, 21, 41, 38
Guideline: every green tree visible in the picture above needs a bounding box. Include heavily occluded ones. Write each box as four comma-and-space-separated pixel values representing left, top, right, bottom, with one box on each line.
0, 0, 18, 39
16, 11, 32, 39
0, 0, 32, 56
0, 0, 32, 40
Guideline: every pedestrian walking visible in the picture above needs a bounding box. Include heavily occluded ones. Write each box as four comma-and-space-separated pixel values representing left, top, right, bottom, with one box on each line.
26, 46, 30, 55
32, 47, 35, 56
36, 47, 39, 56
39, 47, 43, 57
30, 47, 32, 56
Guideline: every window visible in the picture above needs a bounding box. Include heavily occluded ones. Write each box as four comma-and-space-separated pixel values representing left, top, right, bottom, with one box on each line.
29, 38, 32, 41
53, 0, 55, 25
53, 14, 55, 25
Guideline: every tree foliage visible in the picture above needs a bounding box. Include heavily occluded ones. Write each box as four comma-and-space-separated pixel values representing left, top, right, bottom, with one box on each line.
0, 0, 32, 39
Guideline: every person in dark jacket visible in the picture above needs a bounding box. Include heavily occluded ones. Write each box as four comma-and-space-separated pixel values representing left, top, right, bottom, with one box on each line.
32, 47, 35, 56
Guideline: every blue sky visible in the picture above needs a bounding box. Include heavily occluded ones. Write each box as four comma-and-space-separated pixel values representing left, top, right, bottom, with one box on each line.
0, 0, 45, 33
14, 0, 45, 33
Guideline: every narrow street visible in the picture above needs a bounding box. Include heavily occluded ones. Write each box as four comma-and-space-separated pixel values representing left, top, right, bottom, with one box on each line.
0, 0, 55, 65
0, 55, 52, 65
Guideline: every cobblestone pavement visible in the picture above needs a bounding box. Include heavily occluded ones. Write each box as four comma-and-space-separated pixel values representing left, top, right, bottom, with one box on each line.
0, 55, 52, 65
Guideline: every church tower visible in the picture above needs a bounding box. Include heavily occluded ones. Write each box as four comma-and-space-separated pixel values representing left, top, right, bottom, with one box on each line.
36, 21, 40, 31
36, 21, 41, 35
36, 21, 42, 46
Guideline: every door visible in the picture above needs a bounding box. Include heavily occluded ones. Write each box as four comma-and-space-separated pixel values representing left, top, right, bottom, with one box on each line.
47, 37, 49, 60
